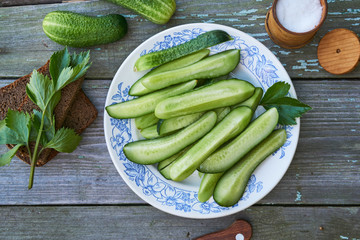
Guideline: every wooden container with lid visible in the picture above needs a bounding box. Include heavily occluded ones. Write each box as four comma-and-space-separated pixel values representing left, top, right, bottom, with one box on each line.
265, 0, 328, 49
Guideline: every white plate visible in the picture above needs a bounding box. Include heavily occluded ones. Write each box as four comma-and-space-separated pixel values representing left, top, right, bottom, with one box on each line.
104, 23, 299, 219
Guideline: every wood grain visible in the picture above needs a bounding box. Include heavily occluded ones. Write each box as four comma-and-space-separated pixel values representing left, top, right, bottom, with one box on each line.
0, 79, 358, 205
0, 0, 360, 79
0, 206, 358, 240
0, 0, 61, 7
195, 220, 252, 240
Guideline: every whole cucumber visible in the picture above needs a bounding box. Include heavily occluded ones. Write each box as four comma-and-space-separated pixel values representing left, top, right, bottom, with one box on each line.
43, 11, 127, 47
106, 0, 176, 25
213, 129, 287, 207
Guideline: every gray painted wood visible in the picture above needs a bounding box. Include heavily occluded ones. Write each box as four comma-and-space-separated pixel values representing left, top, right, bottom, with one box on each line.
0, 0, 360, 79
0, 0, 61, 7
0, 206, 359, 240
0, 79, 359, 205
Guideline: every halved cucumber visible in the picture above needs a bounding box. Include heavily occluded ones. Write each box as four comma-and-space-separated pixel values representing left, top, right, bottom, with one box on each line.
130, 49, 210, 96
198, 173, 224, 202
123, 111, 217, 164
135, 113, 159, 130
134, 30, 232, 71
106, 80, 197, 119
139, 125, 159, 139
157, 112, 205, 136
155, 79, 255, 119
170, 107, 253, 181
213, 129, 287, 207
142, 49, 240, 91
232, 87, 263, 112
198, 108, 279, 173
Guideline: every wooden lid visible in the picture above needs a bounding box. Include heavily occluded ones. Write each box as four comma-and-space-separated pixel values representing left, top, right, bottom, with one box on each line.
317, 28, 360, 75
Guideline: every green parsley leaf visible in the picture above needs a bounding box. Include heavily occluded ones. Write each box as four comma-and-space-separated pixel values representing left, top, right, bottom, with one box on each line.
49, 47, 71, 82
260, 81, 312, 125
26, 70, 56, 112
0, 144, 23, 167
0, 120, 22, 145
43, 128, 82, 153
30, 110, 55, 146
261, 81, 290, 103
5, 109, 31, 145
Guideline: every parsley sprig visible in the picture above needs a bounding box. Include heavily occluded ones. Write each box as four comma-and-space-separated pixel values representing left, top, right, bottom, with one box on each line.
260, 81, 312, 125
0, 47, 91, 189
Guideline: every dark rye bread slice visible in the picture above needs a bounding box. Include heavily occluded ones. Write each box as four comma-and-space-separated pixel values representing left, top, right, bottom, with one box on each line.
14, 90, 98, 166
1, 62, 97, 166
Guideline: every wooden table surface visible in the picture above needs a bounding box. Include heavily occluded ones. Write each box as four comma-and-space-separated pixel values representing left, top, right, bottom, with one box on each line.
0, 0, 359, 239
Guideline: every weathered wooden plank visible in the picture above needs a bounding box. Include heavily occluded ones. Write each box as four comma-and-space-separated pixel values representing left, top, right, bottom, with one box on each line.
0, 206, 359, 240
0, 0, 61, 7
0, 79, 359, 205
0, 0, 359, 79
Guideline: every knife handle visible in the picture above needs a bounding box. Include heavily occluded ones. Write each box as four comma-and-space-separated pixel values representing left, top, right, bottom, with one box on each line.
195, 219, 252, 240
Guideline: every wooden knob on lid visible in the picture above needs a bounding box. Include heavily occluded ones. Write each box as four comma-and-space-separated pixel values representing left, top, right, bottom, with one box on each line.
317, 28, 360, 75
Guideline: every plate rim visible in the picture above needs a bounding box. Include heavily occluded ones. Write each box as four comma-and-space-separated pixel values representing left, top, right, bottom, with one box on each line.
104, 23, 300, 219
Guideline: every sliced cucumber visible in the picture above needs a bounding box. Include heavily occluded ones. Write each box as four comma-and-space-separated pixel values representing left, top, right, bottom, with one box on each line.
170, 107, 252, 181
135, 113, 159, 129
134, 30, 232, 72
130, 49, 210, 96
142, 49, 240, 91
106, 80, 197, 119
155, 79, 254, 119
198, 108, 279, 173
158, 112, 204, 136
213, 129, 287, 207
214, 107, 231, 123
123, 111, 217, 164
139, 125, 159, 139
198, 173, 224, 202
232, 87, 263, 112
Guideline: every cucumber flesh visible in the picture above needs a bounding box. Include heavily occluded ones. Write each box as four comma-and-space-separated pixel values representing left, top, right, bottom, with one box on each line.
170, 107, 252, 181
158, 112, 204, 136
142, 49, 240, 91
198, 108, 279, 173
155, 79, 255, 119
213, 129, 287, 207
198, 173, 224, 202
106, 80, 197, 119
123, 111, 217, 165
134, 30, 232, 71
139, 125, 159, 139
214, 107, 231, 123
232, 87, 263, 112
135, 113, 159, 129
130, 49, 210, 96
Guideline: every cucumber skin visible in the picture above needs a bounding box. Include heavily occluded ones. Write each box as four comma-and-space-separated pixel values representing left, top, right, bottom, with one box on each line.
142, 49, 240, 91
43, 11, 127, 47
123, 111, 217, 165
140, 125, 159, 139
198, 108, 279, 173
155, 79, 255, 119
232, 87, 263, 112
159, 112, 205, 136
170, 107, 253, 182
106, 0, 175, 25
135, 113, 159, 130
130, 49, 210, 96
198, 173, 224, 203
106, 80, 197, 119
213, 129, 287, 207
134, 30, 232, 71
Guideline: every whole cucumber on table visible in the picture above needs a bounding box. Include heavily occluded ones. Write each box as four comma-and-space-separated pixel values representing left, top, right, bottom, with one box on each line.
170, 106, 253, 182
106, 0, 175, 25
213, 129, 287, 207
134, 30, 232, 72
43, 11, 127, 47
142, 49, 240, 91
198, 108, 279, 173
123, 111, 217, 165
155, 79, 255, 119
130, 49, 210, 96
106, 80, 197, 119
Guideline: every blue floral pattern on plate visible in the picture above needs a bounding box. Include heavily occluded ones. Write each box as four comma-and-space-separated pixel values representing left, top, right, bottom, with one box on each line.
108, 27, 294, 215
